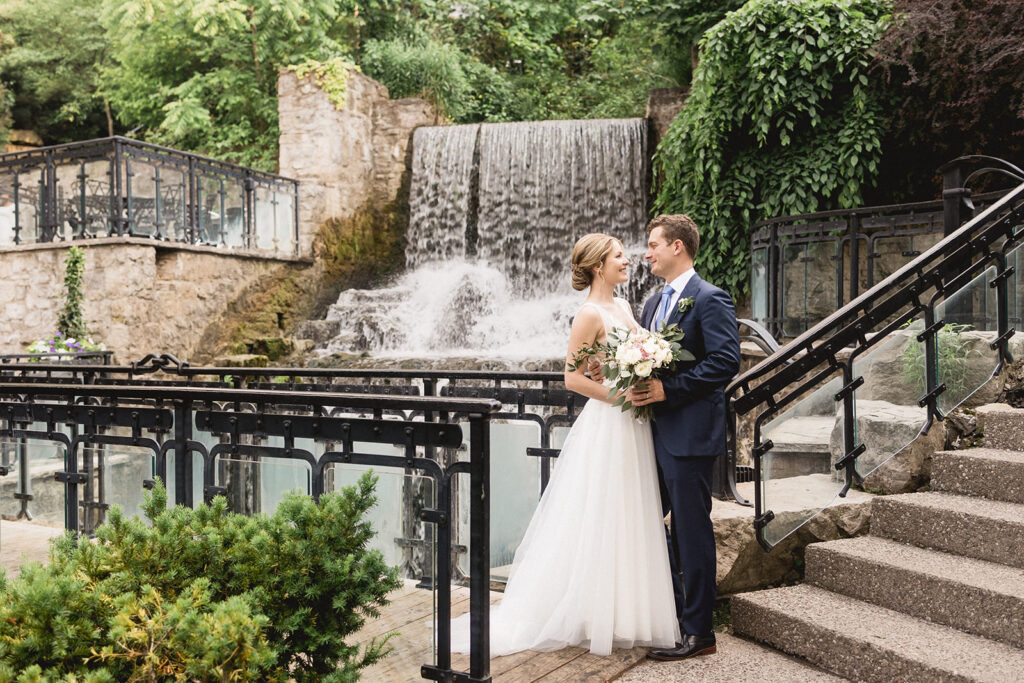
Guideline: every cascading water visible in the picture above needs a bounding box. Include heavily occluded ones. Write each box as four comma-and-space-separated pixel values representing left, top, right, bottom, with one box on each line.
318, 118, 654, 362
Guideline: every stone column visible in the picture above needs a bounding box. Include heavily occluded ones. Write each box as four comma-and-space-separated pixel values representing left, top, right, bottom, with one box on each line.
277, 68, 439, 258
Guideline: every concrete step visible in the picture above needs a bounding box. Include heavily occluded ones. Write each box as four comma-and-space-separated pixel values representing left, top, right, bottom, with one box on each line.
932, 448, 1024, 504
806, 536, 1024, 648
732, 584, 1024, 683
763, 415, 834, 477
870, 491, 1024, 569
976, 403, 1024, 451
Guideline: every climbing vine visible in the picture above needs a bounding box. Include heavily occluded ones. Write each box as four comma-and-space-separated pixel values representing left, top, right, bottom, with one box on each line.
56, 245, 87, 340
653, 0, 891, 298
287, 57, 360, 112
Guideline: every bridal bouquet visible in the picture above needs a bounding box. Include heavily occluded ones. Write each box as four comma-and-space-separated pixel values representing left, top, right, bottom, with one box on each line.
569, 325, 694, 420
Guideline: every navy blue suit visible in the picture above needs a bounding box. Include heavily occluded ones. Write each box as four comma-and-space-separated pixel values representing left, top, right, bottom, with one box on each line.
641, 273, 740, 635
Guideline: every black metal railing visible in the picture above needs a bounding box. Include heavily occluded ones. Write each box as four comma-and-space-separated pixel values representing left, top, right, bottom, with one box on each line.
0, 137, 299, 256
0, 350, 114, 364
752, 156, 1018, 339
0, 355, 503, 682
729, 158, 1024, 551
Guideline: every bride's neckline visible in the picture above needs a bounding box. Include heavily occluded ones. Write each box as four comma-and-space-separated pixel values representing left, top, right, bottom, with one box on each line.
583, 299, 634, 333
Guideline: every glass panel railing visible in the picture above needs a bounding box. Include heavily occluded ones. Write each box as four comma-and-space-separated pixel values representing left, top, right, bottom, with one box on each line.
851, 319, 930, 488
751, 247, 768, 326
781, 240, 839, 337
489, 421, 542, 574
0, 437, 68, 572
758, 373, 844, 547
93, 443, 156, 528
214, 453, 310, 517
1007, 242, 1024, 330
935, 265, 1001, 413
0, 437, 66, 526
325, 463, 437, 663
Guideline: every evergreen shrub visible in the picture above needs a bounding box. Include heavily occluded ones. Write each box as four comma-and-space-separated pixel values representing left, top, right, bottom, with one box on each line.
0, 474, 401, 682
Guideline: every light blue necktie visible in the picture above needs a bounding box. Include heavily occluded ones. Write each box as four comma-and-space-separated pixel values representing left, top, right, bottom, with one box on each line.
654, 284, 674, 329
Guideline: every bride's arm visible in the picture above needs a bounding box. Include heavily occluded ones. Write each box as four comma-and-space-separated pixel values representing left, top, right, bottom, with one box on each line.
564, 307, 617, 403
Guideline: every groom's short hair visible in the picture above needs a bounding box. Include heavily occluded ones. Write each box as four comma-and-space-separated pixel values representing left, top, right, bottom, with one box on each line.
647, 214, 700, 260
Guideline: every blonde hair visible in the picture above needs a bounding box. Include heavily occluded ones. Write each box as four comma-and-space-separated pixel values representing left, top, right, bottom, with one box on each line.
570, 233, 619, 291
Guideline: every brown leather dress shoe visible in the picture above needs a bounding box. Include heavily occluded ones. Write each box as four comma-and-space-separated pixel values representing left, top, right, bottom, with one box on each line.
646, 633, 717, 661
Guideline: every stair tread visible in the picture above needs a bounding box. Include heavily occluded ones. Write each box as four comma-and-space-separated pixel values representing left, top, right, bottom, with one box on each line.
765, 416, 834, 451
934, 448, 1024, 465
736, 584, 1024, 677
812, 535, 1024, 596
878, 491, 1024, 524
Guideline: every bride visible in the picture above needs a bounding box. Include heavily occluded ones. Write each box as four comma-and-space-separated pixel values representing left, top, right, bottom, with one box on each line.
451, 233, 680, 657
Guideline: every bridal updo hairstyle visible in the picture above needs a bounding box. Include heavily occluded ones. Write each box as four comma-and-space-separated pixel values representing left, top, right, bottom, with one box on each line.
570, 233, 619, 291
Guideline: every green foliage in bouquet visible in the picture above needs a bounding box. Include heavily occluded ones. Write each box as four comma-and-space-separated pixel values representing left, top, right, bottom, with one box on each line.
568, 323, 695, 419
0, 474, 401, 681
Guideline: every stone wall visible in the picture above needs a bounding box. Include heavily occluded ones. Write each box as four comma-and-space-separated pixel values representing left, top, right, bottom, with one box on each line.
0, 239, 295, 363
277, 69, 440, 257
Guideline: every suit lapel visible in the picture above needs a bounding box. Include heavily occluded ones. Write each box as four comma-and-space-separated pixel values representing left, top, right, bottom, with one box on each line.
662, 274, 702, 328
641, 295, 658, 331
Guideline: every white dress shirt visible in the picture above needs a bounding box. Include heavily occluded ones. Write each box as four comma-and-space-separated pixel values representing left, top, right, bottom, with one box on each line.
661, 267, 696, 319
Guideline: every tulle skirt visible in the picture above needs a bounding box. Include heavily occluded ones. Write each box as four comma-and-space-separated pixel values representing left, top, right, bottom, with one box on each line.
451, 398, 680, 656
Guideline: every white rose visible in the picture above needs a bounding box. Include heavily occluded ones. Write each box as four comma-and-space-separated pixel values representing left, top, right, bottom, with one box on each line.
642, 339, 658, 355
635, 360, 653, 377
654, 348, 671, 364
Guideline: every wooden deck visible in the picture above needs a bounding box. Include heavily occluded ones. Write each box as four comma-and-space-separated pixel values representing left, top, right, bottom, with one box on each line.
355, 581, 649, 682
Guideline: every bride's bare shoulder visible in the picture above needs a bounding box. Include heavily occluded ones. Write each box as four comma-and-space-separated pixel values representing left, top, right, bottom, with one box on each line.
573, 303, 603, 327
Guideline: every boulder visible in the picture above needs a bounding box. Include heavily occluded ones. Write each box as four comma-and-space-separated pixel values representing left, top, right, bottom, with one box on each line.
829, 400, 942, 493
713, 481, 873, 595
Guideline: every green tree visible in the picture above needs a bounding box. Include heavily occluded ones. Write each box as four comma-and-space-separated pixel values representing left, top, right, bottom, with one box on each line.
100, 0, 350, 171
0, 475, 400, 680
654, 0, 891, 298
0, 0, 112, 144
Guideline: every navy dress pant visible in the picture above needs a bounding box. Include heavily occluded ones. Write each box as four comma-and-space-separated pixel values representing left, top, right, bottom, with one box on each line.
658, 455, 716, 636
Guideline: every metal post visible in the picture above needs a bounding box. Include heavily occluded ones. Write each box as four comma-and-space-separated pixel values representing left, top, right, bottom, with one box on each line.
293, 181, 300, 257
434, 476, 453, 674
767, 224, 780, 338
114, 140, 125, 236
154, 166, 164, 240
12, 171, 21, 245
125, 159, 134, 235
943, 162, 973, 236
849, 214, 861, 301
175, 400, 193, 507
78, 162, 88, 238
468, 414, 491, 682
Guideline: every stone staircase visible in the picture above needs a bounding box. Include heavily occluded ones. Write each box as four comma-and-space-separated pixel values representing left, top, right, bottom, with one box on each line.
732, 403, 1024, 682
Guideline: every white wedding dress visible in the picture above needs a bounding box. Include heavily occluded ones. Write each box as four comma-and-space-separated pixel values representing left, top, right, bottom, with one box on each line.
451, 298, 680, 657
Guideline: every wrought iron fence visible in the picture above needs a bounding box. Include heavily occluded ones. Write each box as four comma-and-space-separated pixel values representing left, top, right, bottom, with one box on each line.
730, 164, 1024, 552
0, 356, 501, 682
0, 137, 299, 257
752, 157, 1019, 339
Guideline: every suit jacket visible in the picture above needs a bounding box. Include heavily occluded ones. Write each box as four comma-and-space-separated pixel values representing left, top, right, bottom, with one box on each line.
641, 273, 741, 458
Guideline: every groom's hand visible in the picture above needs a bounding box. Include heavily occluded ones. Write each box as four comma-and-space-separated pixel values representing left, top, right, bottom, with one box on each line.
628, 379, 665, 406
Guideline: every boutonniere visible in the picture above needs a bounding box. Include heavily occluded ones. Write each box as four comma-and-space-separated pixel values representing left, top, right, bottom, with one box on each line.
677, 296, 696, 315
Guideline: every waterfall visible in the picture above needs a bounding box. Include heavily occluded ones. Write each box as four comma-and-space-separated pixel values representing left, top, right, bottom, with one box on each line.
319, 118, 652, 361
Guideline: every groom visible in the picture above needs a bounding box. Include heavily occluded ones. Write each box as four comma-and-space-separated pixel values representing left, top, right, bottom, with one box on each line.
628, 214, 741, 661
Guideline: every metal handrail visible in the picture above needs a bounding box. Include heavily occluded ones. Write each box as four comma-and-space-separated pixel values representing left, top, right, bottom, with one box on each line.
729, 174, 1024, 551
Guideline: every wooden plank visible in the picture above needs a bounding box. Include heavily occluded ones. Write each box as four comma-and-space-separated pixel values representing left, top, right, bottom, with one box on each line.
493, 647, 587, 682
358, 594, 470, 642
536, 647, 647, 682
